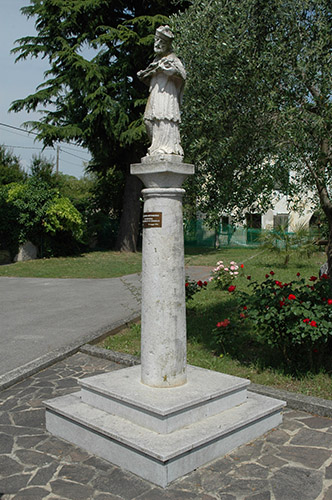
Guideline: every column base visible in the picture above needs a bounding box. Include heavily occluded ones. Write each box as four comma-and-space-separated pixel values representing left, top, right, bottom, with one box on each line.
45, 365, 285, 488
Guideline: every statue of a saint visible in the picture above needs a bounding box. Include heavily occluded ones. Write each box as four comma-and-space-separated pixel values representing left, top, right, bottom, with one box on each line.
137, 25, 186, 157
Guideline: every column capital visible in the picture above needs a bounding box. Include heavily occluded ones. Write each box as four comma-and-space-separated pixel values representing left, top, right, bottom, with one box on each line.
131, 160, 194, 188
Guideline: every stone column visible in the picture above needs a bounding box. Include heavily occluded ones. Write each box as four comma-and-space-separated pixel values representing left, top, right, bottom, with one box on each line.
131, 157, 194, 387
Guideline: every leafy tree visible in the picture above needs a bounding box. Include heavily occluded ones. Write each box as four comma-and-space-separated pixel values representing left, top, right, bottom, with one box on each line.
0, 145, 27, 185
4, 178, 84, 258
174, 0, 332, 273
29, 154, 56, 186
10, 0, 189, 251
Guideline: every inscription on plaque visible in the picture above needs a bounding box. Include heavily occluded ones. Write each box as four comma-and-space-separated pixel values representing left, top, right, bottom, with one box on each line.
143, 212, 162, 228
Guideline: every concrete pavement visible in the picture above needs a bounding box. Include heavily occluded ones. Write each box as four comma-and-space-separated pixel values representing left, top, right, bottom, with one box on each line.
0, 267, 213, 388
0, 274, 141, 380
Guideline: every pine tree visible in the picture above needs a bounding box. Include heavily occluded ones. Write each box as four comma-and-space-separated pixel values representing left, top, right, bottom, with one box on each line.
11, 0, 189, 251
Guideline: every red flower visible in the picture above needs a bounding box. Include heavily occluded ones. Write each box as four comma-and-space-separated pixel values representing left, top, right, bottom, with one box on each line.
228, 285, 236, 292
296, 272, 300, 277
243, 306, 247, 310
265, 274, 269, 278
270, 271, 275, 276
321, 273, 329, 280
239, 312, 246, 319
279, 300, 285, 307
275, 280, 283, 287
203, 281, 208, 286
197, 280, 203, 287
303, 318, 310, 323
247, 275, 251, 280
328, 299, 332, 305
310, 320, 317, 327
288, 294, 296, 300
309, 276, 318, 281
217, 319, 230, 328
185, 283, 189, 287
240, 264, 244, 268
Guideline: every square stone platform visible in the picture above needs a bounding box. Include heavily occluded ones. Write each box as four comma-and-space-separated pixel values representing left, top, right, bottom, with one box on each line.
45, 365, 285, 487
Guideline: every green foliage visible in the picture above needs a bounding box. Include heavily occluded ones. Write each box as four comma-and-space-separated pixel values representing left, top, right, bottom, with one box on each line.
29, 154, 56, 185
44, 196, 83, 240
259, 223, 318, 265
185, 278, 207, 301
7, 179, 55, 245
10, 0, 190, 250
210, 260, 240, 290
238, 272, 332, 373
174, 0, 332, 246
0, 145, 27, 185
2, 178, 84, 258
0, 185, 21, 257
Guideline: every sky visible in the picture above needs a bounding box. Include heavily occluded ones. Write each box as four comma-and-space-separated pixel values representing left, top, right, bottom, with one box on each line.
0, 0, 91, 178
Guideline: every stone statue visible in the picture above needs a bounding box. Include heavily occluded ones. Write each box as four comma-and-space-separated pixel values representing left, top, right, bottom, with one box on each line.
137, 25, 186, 157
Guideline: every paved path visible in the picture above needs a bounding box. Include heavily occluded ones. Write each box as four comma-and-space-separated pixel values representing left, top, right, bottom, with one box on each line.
0, 352, 332, 500
0, 267, 212, 380
0, 274, 141, 377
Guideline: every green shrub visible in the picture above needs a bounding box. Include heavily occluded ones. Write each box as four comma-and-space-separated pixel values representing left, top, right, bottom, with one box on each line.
185, 278, 208, 301
3, 179, 85, 258
210, 260, 240, 289
238, 271, 332, 373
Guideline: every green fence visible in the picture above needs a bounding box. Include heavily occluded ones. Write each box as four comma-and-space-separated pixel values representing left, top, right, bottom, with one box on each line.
183, 220, 263, 248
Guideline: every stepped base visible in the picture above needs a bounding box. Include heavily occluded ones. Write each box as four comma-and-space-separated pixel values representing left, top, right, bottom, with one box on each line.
45, 366, 285, 487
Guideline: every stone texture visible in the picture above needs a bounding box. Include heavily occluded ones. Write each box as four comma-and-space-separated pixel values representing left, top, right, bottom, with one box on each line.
14, 240, 38, 262
270, 466, 323, 500
50, 478, 94, 499
0, 433, 14, 454
277, 445, 331, 469
299, 415, 332, 429
79, 364, 249, 433
10, 486, 50, 499
0, 352, 331, 499
0, 474, 31, 494
323, 486, 332, 500
289, 427, 332, 448
91, 469, 151, 499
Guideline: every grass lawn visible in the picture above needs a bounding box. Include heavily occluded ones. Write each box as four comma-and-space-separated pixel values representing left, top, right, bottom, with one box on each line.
0, 245, 326, 279
98, 247, 331, 401
100, 315, 332, 401
0, 250, 143, 279
1, 245, 330, 399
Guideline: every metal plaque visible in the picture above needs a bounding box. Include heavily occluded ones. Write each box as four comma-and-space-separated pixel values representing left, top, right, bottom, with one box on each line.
143, 212, 162, 228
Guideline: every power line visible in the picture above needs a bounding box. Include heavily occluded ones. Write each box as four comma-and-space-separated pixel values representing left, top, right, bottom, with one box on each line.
0, 122, 91, 157
3, 144, 54, 151
59, 148, 89, 162
0, 122, 39, 136
60, 144, 90, 156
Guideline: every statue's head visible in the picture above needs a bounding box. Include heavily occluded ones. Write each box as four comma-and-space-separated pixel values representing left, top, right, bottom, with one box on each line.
154, 25, 174, 55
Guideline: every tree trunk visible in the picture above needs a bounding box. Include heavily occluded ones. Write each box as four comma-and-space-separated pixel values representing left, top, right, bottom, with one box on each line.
115, 170, 143, 252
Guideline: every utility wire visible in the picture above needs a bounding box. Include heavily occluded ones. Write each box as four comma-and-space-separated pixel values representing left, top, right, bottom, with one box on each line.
59, 148, 89, 162
3, 144, 54, 151
0, 122, 91, 157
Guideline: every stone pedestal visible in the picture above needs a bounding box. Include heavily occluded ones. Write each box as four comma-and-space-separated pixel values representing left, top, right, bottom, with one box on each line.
44, 156, 286, 487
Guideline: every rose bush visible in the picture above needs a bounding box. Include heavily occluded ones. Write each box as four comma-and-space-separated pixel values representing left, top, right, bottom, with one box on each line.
238, 271, 332, 372
185, 278, 208, 301
210, 260, 240, 290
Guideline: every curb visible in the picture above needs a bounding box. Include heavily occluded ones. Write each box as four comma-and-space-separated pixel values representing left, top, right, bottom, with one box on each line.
0, 312, 140, 392
1, 315, 331, 420
80, 345, 332, 419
